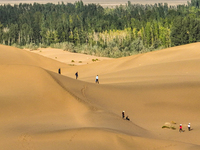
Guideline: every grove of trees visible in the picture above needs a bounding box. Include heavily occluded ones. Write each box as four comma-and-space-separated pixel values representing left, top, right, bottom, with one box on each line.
1, 0, 200, 57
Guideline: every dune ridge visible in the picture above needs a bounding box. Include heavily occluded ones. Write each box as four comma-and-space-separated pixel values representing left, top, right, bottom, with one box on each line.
1, 43, 200, 149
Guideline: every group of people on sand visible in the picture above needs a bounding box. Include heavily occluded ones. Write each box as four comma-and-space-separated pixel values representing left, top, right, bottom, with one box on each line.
58, 68, 194, 130
58, 68, 99, 83
179, 123, 191, 132
122, 111, 130, 121
75, 72, 99, 83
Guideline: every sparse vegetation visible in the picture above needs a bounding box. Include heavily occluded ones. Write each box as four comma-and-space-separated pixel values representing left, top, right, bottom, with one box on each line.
24, 43, 38, 50
171, 126, 176, 130
162, 126, 176, 130
92, 58, 99, 62
162, 122, 176, 130
162, 126, 170, 129
171, 121, 176, 124
71, 60, 75, 63
69, 64, 75, 66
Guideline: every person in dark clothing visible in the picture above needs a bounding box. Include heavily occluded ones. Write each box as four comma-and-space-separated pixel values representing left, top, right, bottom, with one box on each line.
75, 72, 78, 79
126, 116, 130, 121
58, 68, 61, 74
122, 111, 125, 119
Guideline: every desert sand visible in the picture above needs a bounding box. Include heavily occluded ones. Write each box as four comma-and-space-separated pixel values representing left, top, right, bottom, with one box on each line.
1, 43, 200, 150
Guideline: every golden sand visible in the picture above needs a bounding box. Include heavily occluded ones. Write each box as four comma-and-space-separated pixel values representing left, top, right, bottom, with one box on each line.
1, 43, 200, 149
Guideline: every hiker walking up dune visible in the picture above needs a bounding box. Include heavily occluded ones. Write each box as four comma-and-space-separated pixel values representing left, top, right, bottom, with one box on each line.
95, 75, 99, 84
179, 124, 183, 133
58, 68, 61, 74
75, 72, 78, 79
188, 123, 191, 131
126, 116, 130, 121
122, 111, 125, 119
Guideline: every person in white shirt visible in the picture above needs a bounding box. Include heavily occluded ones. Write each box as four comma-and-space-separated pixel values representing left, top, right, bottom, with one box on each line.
95, 75, 99, 84
188, 123, 191, 131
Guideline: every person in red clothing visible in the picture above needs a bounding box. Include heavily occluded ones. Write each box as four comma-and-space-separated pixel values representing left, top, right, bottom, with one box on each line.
179, 124, 183, 133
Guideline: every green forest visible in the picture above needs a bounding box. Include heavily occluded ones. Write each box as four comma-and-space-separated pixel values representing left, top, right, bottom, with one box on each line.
1, 0, 200, 57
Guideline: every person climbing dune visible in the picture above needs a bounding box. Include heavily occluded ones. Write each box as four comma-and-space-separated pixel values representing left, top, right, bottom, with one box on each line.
75, 72, 78, 79
188, 123, 191, 131
95, 75, 99, 84
126, 116, 130, 121
179, 124, 183, 133
58, 68, 61, 74
122, 111, 125, 119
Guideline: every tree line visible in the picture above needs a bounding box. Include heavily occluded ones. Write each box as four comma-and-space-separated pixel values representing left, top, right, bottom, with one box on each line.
0, 0, 200, 57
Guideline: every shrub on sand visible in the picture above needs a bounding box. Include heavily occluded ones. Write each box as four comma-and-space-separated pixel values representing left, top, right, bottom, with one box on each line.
162, 125, 176, 130
69, 64, 75, 66
92, 59, 99, 62
162, 126, 170, 129
171, 126, 176, 130
171, 121, 176, 124
162, 122, 176, 130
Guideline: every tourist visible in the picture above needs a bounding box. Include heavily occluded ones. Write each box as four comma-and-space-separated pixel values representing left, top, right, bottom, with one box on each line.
122, 111, 125, 119
75, 72, 78, 79
188, 123, 191, 131
126, 116, 130, 121
179, 124, 183, 132
95, 75, 99, 84
58, 68, 61, 74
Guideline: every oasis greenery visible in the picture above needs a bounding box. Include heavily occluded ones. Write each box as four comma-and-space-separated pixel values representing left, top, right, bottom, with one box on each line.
0, 0, 200, 57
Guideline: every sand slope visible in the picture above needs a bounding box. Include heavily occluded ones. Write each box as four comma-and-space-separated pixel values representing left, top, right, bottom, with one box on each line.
28, 48, 111, 66
1, 43, 200, 149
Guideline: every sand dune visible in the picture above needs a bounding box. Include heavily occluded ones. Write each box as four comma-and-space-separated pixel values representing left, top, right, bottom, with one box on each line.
28, 48, 111, 66
1, 43, 200, 149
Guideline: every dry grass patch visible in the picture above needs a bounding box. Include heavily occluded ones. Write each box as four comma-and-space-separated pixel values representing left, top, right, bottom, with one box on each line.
162, 121, 176, 130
